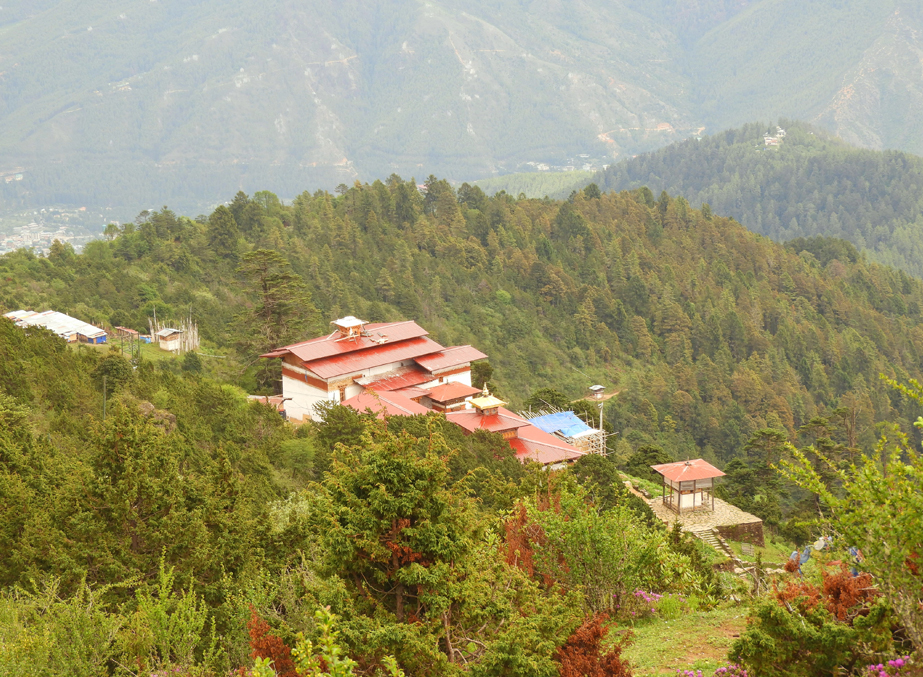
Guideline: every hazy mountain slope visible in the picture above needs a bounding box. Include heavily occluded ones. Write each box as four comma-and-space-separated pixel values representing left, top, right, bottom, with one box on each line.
812, 5, 923, 154
3, 0, 923, 216
691, 0, 894, 133
0, 0, 697, 215
621, 0, 757, 46
593, 121, 923, 277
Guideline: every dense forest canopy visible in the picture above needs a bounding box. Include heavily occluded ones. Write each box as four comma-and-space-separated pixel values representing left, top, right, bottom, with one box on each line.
593, 120, 923, 278
0, 310, 715, 676
3, 178, 923, 469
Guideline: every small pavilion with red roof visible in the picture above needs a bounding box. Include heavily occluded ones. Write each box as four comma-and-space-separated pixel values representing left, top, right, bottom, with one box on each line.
651, 459, 725, 514
426, 382, 481, 412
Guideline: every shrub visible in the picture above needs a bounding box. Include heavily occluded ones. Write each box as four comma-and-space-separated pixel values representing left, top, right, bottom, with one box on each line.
731, 567, 893, 676
555, 614, 632, 677
656, 593, 685, 620
246, 606, 296, 677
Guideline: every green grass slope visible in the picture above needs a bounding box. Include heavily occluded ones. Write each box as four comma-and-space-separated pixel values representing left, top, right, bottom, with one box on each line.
472, 171, 593, 199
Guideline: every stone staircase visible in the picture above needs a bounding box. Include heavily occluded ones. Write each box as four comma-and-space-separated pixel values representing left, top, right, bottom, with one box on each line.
688, 527, 737, 560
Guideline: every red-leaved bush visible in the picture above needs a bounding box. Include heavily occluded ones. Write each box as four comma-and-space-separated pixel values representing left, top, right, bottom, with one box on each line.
775, 566, 877, 623
555, 614, 633, 677
504, 482, 567, 587
246, 605, 297, 677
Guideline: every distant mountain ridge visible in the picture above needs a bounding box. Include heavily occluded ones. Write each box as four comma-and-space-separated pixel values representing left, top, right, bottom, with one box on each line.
2, 0, 923, 216
592, 120, 923, 278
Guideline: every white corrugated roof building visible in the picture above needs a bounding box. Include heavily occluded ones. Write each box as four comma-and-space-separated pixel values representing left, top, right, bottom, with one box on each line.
3, 309, 107, 342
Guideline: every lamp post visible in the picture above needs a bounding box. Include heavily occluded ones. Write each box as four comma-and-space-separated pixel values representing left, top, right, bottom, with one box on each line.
588, 384, 605, 431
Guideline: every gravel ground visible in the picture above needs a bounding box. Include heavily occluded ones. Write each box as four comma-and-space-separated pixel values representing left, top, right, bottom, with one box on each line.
647, 495, 762, 531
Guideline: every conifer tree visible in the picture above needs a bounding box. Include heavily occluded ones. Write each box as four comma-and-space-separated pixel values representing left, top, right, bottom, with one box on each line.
235, 249, 320, 388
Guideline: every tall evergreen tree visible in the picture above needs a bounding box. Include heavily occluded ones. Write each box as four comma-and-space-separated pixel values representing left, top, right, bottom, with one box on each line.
235, 249, 320, 388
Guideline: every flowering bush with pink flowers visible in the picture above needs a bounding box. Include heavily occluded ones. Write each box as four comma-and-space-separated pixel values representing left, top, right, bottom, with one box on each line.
675, 664, 748, 677
620, 589, 663, 622
865, 655, 912, 677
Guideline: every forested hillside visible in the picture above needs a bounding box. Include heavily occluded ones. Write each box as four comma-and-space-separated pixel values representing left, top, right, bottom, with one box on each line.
3, 182, 923, 674
3, 179, 923, 469
0, 312, 732, 675
3, 0, 923, 215
594, 121, 923, 278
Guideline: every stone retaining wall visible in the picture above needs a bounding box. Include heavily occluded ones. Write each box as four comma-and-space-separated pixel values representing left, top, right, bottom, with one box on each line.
647, 496, 765, 547
716, 521, 764, 547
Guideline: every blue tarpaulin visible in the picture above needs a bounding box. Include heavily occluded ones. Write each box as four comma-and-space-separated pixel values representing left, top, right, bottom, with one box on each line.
800, 546, 812, 564
529, 411, 596, 437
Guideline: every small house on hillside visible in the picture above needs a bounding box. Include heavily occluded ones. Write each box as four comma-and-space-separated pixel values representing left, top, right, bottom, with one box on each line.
155, 327, 183, 352
651, 459, 725, 514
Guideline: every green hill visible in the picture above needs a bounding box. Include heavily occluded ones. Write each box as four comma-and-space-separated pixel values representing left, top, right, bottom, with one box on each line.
3, 180, 923, 674
4, 1, 923, 216
3, 178, 923, 467
593, 120, 923, 278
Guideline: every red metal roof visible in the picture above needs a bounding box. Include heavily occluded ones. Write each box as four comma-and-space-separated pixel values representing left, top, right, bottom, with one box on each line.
303, 336, 445, 380
651, 459, 725, 482
414, 345, 487, 372
341, 391, 431, 418
427, 382, 481, 402
441, 404, 583, 465
357, 367, 431, 391
510, 425, 585, 465
261, 320, 430, 362
445, 406, 530, 434
391, 386, 432, 399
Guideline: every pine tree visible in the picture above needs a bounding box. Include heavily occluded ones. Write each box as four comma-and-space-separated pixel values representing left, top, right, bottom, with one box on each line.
235, 249, 321, 388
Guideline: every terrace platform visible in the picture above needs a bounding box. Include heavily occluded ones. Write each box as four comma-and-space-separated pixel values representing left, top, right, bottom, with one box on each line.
648, 496, 764, 547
